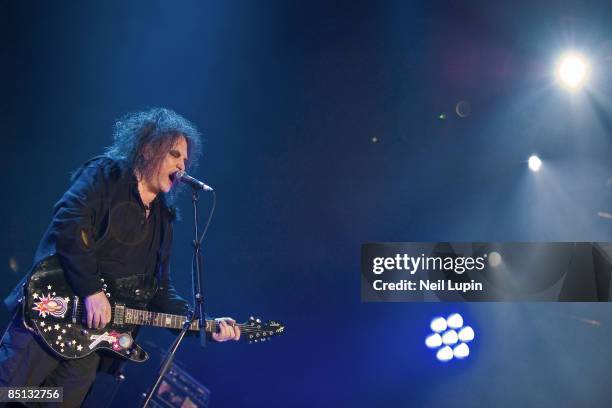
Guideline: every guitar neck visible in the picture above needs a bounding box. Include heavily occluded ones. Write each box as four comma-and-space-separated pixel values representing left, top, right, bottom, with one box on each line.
122, 307, 210, 332
121, 307, 249, 333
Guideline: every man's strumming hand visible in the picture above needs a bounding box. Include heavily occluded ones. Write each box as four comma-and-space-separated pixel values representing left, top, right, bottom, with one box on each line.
84, 291, 112, 329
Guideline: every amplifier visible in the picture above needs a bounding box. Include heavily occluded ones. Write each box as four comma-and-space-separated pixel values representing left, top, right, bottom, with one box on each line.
149, 363, 211, 408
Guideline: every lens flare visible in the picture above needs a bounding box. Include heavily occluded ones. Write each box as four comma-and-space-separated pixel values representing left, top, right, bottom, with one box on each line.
556, 53, 588, 90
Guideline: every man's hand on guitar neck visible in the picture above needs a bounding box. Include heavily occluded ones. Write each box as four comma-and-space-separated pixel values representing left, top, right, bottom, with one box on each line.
84, 291, 112, 329
212, 317, 241, 342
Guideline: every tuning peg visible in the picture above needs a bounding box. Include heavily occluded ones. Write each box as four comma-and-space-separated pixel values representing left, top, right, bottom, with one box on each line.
249, 316, 254, 321
256, 318, 261, 323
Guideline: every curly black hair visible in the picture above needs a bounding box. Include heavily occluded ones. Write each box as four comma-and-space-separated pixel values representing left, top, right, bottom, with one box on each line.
105, 107, 202, 180
101, 107, 204, 208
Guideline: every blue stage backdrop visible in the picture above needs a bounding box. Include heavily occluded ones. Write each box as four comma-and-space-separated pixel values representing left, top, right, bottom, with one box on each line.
2, 1, 612, 407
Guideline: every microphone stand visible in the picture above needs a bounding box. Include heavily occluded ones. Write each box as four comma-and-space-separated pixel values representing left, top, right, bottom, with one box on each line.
140, 190, 210, 407
139, 313, 194, 408
192, 191, 208, 348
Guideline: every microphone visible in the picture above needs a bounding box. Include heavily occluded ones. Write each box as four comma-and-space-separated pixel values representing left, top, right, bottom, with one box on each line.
173, 171, 214, 191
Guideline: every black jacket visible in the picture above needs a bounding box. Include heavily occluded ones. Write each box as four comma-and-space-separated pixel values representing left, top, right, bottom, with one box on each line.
4, 156, 191, 373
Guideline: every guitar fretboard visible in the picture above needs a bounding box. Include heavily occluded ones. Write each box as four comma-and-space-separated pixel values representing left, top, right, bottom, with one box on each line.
123, 308, 209, 331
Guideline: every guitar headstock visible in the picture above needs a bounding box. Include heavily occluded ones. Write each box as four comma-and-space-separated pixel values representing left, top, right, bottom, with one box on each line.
242, 316, 285, 344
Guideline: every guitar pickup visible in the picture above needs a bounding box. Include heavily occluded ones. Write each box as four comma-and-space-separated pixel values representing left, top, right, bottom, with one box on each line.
114, 305, 125, 325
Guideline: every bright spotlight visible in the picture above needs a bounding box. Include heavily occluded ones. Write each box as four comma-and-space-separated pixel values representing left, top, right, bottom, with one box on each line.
556, 52, 589, 89
442, 329, 459, 345
458, 326, 475, 342
425, 333, 443, 349
453, 343, 470, 359
426, 313, 475, 362
436, 346, 454, 362
528, 155, 542, 172
430, 317, 447, 333
446, 313, 463, 329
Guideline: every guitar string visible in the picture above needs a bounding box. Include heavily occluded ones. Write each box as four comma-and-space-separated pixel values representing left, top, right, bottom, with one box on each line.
51, 307, 275, 333
71, 306, 274, 327
72, 305, 271, 325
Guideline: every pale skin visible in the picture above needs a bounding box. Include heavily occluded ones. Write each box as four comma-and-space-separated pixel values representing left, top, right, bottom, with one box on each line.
84, 136, 240, 342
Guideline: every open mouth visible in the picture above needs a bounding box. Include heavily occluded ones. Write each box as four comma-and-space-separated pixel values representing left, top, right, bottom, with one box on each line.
168, 174, 176, 186
168, 171, 184, 188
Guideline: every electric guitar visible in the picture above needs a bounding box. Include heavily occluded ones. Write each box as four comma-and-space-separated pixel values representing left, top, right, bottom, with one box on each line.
21, 255, 285, 362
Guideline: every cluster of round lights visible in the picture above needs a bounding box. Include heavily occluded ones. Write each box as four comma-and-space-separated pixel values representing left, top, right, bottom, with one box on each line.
425, 313, 474, 362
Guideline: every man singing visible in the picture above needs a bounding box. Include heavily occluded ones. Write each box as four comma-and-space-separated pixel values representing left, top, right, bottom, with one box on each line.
0, 108, 239, 406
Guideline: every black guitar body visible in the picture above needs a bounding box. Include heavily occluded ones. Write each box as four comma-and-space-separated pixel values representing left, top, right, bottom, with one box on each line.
23, 256, 148, 362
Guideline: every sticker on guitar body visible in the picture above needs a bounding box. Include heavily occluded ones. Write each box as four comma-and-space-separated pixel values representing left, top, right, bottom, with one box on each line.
88, 331, 133, 351
31, 292, 69, 319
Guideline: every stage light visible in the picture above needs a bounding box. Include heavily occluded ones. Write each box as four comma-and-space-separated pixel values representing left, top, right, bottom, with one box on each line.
441, 329, 459, 345
446, 313, 463, 329
453, 343, 470, 359
528, 155, 542, 172
430, 317, 447, 333
425, 333, 443, 349
458, 326, 475, 342
436, 346, 454, 362
427, 313, 475, 362
556, 52, 589, 90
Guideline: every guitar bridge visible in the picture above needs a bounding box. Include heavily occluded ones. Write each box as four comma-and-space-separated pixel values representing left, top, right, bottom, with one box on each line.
71, 296, 78, 324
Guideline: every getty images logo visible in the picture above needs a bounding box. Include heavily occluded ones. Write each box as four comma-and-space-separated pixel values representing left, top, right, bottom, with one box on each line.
372, 253, 487, 275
